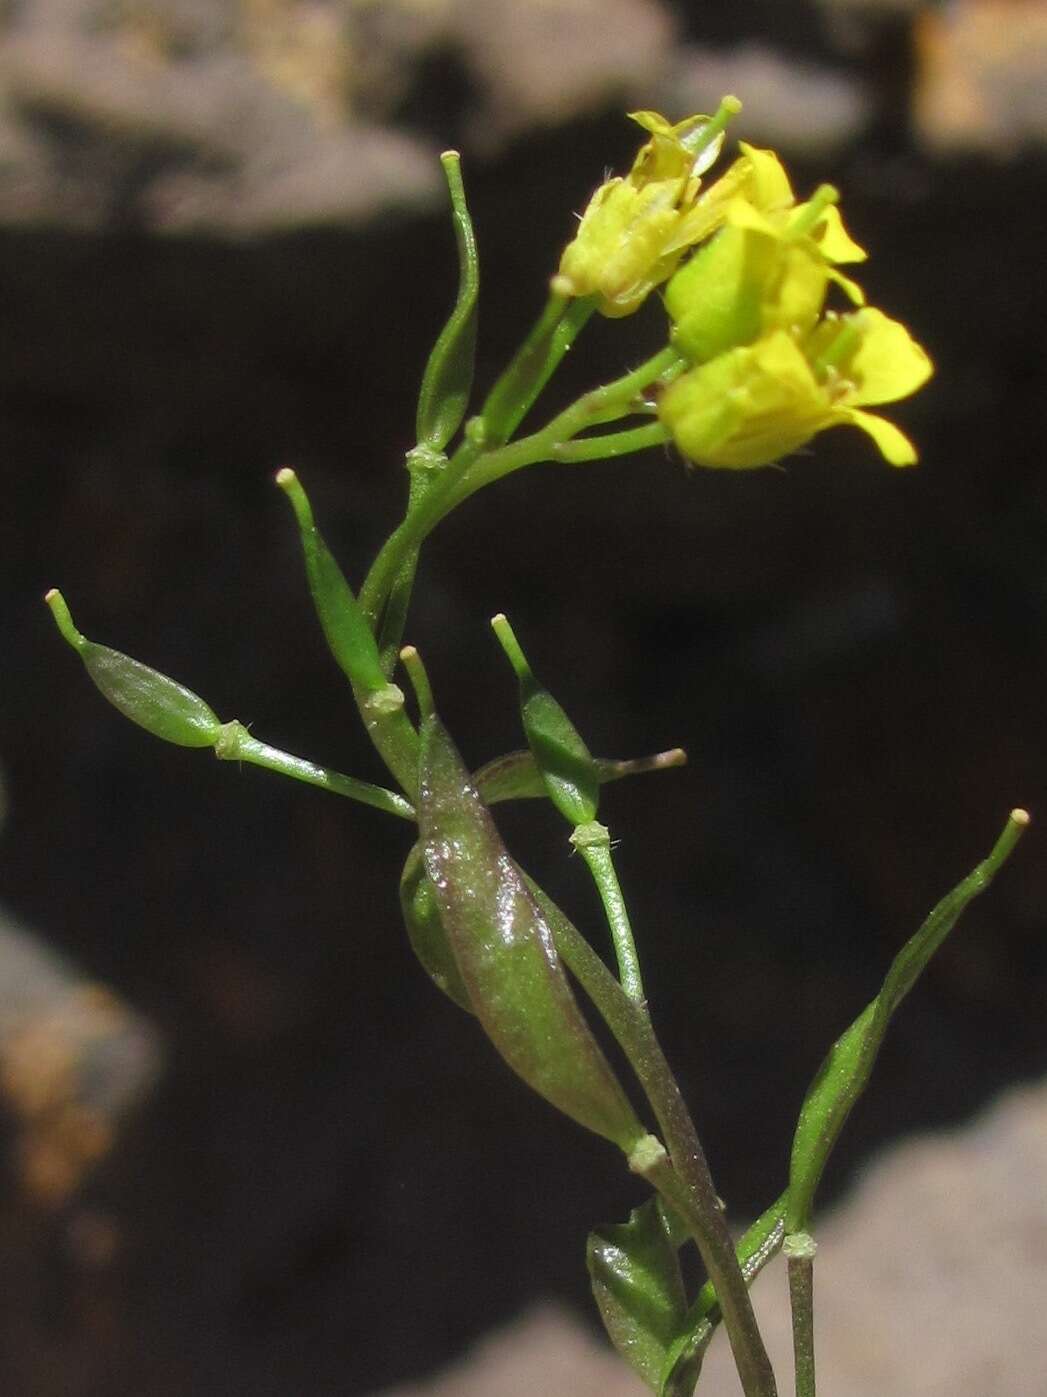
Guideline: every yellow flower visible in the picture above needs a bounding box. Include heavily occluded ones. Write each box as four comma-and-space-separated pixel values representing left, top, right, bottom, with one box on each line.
665, 179, 868, 364
658, 307, 933, 469
552, 100, 740, 318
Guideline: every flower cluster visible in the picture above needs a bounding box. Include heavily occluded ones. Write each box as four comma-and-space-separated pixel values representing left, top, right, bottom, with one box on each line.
555, 107, 932, 469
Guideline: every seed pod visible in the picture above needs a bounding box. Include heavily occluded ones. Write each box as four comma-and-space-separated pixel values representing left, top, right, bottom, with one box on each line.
414, 151, 479, 454
490, 613, 599, 827
276, 469, 397, 701
403, 646, 645, 1153
45, 590, 221, 748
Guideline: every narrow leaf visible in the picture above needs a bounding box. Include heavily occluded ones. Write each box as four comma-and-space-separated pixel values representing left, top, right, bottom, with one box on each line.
787, 809, 1029, 1231
415, 151, 479, 452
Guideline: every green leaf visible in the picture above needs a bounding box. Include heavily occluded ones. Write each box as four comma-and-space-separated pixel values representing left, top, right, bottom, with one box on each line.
588, 1197, 691, 1393
46, 589, 221, 748
787, 809, 1029, 1232
400, 841, 473, 1013
491, 613, 599, 826
407, 650, 645, 1153
415, 151, 479, 453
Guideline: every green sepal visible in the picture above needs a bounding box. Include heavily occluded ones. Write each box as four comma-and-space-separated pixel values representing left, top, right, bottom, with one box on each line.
276, 470, 395, 700
410, 670, 645, 1152
660, 1193, 786, 1394
46, 589, 221, 748
787, 809, 1029, 1233
588, 1195, 691, 1393
491, 614, 599, 826
399, 840, 473, 1013
415, 152, 480, 453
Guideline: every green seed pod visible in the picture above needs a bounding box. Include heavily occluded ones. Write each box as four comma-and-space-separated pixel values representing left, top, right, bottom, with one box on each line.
46, 590, 221, 748
402, 646, 645, 1153
399, 841, 473, 1014
490, 613, 599, 827
414, 151, 479, 454
276, 469, 399, 702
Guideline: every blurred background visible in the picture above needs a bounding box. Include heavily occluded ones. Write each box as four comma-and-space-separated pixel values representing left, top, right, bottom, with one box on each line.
2, 0, 1046, 1392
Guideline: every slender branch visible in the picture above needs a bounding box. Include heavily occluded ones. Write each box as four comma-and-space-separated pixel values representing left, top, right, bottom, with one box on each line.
570, 822, 644, 1000
784, 1233, 817, 1397
214, 721, 416, 820
552, 421, 670, 463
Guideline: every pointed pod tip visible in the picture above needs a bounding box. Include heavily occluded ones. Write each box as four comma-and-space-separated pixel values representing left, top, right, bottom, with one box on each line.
275, 467, 313, 531
489, 613, 531, 683
44, 587, 86, 650
400, 645, 435, 720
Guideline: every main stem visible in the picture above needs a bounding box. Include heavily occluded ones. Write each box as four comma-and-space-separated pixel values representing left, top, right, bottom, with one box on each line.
538, 890, 778, 1397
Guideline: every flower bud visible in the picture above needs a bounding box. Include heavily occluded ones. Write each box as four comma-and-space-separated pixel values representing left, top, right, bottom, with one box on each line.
553, 100, 740, 317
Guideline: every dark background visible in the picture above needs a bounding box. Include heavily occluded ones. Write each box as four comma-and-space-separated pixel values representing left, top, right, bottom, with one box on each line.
2, 2, 1047, 1393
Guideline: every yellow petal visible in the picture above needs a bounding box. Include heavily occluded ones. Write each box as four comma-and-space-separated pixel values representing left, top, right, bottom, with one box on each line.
847, 308, 934, 405
737, 143, 795, 211
839, 408, 919, 465
827, 267, 866, 306
807, 205, 867, 264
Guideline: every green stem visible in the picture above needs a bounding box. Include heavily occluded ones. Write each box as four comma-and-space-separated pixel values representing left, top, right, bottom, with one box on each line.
784, 1233, 817, 1397
552, 421, 669, 464
213, 720, 416, 820
570, 823, 644, 1000
359, 428, 485, 629
360, 346, 683, 627
451, 345, 683, 503
481, 293, 595, 445
533, 886, 778, 1397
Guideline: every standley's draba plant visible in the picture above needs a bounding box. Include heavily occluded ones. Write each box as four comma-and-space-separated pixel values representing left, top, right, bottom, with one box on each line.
47, 100, 1029, 1397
